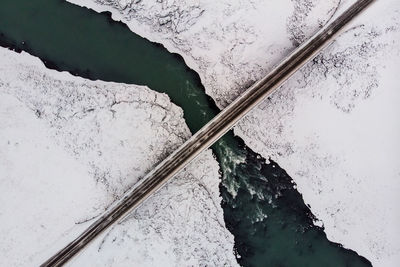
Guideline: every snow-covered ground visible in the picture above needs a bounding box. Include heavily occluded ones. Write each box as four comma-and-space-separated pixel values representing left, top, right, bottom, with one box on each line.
66, 0, 341, 109
0, 47, 237, 266
235, 3, 400, 265
64, 0, 400, 266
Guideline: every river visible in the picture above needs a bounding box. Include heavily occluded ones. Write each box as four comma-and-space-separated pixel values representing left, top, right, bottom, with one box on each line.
0, 0, 371, 266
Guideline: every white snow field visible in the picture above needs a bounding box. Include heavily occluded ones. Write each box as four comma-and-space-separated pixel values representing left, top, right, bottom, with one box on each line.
64, 0, 400, 265
0, 47, 237, 266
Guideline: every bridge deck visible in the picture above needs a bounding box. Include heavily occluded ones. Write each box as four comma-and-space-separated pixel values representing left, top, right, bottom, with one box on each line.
41, 1, 374, 265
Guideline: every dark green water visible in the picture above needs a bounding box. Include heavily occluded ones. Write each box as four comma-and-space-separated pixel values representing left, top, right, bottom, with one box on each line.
0, 1, 372, 266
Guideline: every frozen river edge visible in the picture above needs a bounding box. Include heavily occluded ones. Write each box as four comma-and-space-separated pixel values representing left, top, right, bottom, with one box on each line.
0, 47, 238, 266
64, 0, 400, 266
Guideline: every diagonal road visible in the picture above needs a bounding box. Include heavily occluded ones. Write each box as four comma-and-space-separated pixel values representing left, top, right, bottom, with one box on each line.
41, 0, 374, 265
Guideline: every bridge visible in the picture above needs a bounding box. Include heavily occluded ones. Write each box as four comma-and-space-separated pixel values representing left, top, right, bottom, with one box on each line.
41, 0, 374, 265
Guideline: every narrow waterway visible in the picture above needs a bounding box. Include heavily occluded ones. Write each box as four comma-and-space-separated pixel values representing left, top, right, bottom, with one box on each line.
0, 1, 372, 266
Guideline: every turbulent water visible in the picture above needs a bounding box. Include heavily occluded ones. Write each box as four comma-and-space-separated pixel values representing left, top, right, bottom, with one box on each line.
0, 0, 371, 266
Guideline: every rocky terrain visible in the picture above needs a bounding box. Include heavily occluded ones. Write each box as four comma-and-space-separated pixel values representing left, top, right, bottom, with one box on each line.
0, 47, 237, 266
64, 0, 400, 265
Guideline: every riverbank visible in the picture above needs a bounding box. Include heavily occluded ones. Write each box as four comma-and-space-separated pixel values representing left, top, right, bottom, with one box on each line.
63, 0, 400, 265
0, 0, 379, 265
0, 47, 237, 266
235, 3, 400, 265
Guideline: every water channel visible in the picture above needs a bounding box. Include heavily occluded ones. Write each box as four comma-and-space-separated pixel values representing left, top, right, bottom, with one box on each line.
0, 0, 371, 266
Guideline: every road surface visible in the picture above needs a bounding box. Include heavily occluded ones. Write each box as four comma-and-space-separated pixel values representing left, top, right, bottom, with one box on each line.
41, 0, 374, 265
